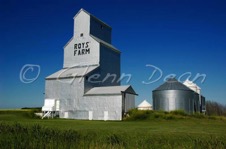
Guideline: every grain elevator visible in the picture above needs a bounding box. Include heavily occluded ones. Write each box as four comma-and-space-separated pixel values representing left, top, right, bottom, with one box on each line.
42, 9, 137, 120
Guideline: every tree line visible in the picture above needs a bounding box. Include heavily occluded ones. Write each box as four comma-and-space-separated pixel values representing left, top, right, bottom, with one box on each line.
206, 101, 226, 116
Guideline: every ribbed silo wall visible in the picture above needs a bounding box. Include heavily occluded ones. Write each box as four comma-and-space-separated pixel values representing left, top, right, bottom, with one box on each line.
153, 90, 194, 114
194, 93, 200, 112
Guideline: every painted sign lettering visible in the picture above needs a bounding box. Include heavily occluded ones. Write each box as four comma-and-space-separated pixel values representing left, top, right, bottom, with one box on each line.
74, 42, 90, 56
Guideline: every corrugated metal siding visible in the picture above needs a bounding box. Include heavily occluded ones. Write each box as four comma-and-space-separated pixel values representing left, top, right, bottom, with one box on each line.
45, 78, 85, 111
73, 10, 90, 39
90, 15, 112, 44
82, 95, 122, 120
47, 78, 124, 120
153, 90, 194, 114
124, 93, 135, 112
194, 93, 200, 112
99, 44, 120, 86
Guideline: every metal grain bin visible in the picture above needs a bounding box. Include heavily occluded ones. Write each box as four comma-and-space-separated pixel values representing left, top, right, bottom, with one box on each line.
152, 78, 195, 114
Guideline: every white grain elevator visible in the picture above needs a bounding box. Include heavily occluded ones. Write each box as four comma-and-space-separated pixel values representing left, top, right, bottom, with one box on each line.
42, 9, 137, 120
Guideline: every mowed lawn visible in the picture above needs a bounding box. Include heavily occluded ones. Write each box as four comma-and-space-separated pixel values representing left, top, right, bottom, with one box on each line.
1, 110, 226, 148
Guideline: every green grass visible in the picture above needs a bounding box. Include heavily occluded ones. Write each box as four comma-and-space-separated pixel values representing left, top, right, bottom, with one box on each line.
1, 110, 226, 148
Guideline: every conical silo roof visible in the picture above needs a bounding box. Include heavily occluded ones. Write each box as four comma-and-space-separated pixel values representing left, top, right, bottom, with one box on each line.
153, 78, 193, 91
138, 100, 152, 108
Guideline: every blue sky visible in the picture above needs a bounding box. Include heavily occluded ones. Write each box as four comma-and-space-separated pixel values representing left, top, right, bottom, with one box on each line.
0, 0, 226, 108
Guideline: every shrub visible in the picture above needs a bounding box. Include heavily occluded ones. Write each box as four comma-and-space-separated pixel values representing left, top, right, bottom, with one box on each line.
163, 114, 175, 120
23, 110, 40, 119
153, 112, 165, 119
170, 110, 187, 116
192, 113, 205, 119
126, 109, 152, 120
126, 109, 187, 120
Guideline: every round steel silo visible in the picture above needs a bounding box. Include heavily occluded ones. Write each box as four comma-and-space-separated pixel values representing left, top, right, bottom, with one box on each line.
152, 78, 195, 114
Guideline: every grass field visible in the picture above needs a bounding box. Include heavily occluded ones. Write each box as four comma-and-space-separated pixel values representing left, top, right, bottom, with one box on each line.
0, 110, 226, 149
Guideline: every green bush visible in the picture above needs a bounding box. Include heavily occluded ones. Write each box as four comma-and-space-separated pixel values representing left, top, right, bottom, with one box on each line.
170, 110, 187, 116
126, 109, 151, 120
163, 114, 175, 120
126, 109, 187, 120
126, 109, 226, 121
191, 113, 206, 119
